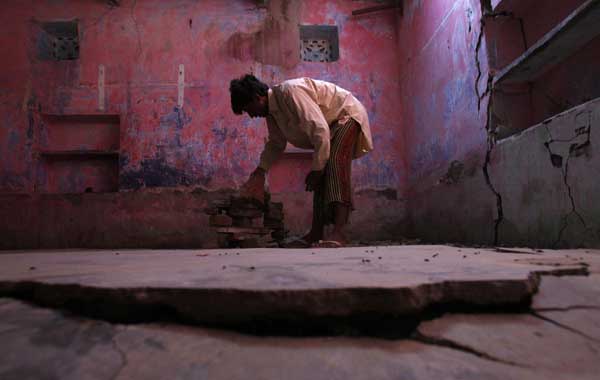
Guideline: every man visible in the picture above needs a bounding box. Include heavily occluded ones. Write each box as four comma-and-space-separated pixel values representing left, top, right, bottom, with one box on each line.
229, 74, 373, 247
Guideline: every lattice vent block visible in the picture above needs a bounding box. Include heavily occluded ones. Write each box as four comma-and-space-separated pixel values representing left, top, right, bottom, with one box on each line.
38, 21, 80, 61
299, 25, 339, 63
301, 39, 333, 62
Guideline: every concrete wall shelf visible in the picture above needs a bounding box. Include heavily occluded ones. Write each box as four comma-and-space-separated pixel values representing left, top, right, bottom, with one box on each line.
494, 0, 600, 86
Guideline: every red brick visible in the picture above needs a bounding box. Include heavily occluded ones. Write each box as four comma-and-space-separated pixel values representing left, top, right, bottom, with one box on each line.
209, 214, 233, 227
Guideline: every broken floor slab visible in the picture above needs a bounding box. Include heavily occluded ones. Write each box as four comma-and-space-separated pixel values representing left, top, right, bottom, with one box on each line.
536, 309, 600, 341
415, 273, 600, 378
0, 298, 582, 380
416, 312, 600, 378
533, 274, 600, 310
0, 246, 593, 329
530, 274, 600, 342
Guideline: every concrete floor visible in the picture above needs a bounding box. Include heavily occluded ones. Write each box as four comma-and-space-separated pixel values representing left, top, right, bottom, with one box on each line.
0, 245, 599, 379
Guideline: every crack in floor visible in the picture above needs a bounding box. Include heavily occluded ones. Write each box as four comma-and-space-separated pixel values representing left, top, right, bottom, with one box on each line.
109, 332, 128, 380
0, 326, 27, 336
531, 311, 600, 343
0, 266, 596, 377
411, 331, 526, 368
534, 305, 600, 312
0, 272, 544, 338
531, 265, 589, 277
4, 262, 592, 339
0, 249, 593, 344
493, 248, 541, 255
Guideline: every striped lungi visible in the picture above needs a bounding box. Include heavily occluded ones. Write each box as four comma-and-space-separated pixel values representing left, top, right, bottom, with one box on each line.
313, 117, 360, 225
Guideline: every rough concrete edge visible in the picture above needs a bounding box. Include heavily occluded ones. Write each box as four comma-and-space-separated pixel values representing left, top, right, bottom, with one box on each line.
412, 266, 592, 368
0, 273, 541, 329
0, 262, 591, 338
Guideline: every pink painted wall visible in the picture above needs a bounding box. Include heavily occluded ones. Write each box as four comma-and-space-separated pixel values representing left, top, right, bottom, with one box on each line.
0, 0, 404, 194
398, 0, 488, 189
400, 0, 600, 188
486, 0, 600, 136
0, 0, 406, 247
400, 0, 600, 247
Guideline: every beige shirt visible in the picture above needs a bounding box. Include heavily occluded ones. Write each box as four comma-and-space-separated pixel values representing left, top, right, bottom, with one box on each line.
258, 77, 373, 171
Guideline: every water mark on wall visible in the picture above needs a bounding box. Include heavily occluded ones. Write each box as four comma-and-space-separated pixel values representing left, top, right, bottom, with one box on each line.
178, 64, 185, 108
98, 65, 105, 111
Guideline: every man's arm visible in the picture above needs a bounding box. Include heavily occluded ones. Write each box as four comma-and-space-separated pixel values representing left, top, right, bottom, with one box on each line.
258, 116, 287, 171
283, 87, 330, 191
283, 88, 330, 171
242, 116, 286, 201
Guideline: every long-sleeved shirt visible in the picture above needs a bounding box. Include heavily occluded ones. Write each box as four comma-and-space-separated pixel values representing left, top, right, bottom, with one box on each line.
258, 77, 373, 171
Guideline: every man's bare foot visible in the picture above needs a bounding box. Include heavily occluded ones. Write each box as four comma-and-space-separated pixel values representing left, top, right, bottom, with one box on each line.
327, 229, 347, 246
312, 240, 343, 248
302, 231, 323, 245
281, 237, 312, 248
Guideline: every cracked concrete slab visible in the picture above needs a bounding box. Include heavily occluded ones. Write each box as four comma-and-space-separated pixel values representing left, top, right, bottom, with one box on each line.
417, 313, 600, 378
415, 274, 600, 377
0, 298, 580, 380
533, 275, 600, 309
0, 246, 592, 327
537, 309, 600, 341
0, 300, 123, 380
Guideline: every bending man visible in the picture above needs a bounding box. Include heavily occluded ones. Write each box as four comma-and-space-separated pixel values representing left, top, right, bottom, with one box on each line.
229, 75, 373, 247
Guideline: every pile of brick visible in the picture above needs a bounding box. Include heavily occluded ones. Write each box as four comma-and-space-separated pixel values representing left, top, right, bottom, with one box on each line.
205, 194, 286, 248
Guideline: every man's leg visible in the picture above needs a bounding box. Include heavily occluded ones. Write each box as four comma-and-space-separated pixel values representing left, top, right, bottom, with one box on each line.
329, 202, 350, 244
321, 119, 360, 245
303, 179, 325, 243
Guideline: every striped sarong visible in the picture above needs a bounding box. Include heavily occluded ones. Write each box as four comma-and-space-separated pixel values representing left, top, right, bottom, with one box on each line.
313, 118, 360, 225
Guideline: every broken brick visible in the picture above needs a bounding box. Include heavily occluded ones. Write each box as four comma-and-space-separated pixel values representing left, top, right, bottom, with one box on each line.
265, 207, 284, 220
207, 194, 286, 248
203, 206, 219, 215
264, 218, 284, 229
209, 214, 233, 227
232, 216, 254, 227
272, 229, 286, 241
230, 197, 264, 210
240, 238, 260, 248
217, 233, 234, 248
228, 207, 264, 218
217, 227, 272, 235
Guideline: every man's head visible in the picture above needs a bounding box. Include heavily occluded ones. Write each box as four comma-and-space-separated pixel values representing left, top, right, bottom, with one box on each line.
229, 74, 269, 118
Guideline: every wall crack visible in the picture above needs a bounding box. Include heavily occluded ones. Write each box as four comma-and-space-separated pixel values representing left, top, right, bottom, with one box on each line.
543, 122, 591, 247
476, 0, 504, 246
475, 2, 523, 111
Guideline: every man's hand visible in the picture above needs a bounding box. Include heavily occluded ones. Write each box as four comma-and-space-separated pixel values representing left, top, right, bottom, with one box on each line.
241, 167, 266, 202
305, 170, 324, 192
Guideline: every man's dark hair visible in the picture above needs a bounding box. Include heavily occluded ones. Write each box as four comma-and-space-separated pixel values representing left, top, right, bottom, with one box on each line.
229, 74, 269, 115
